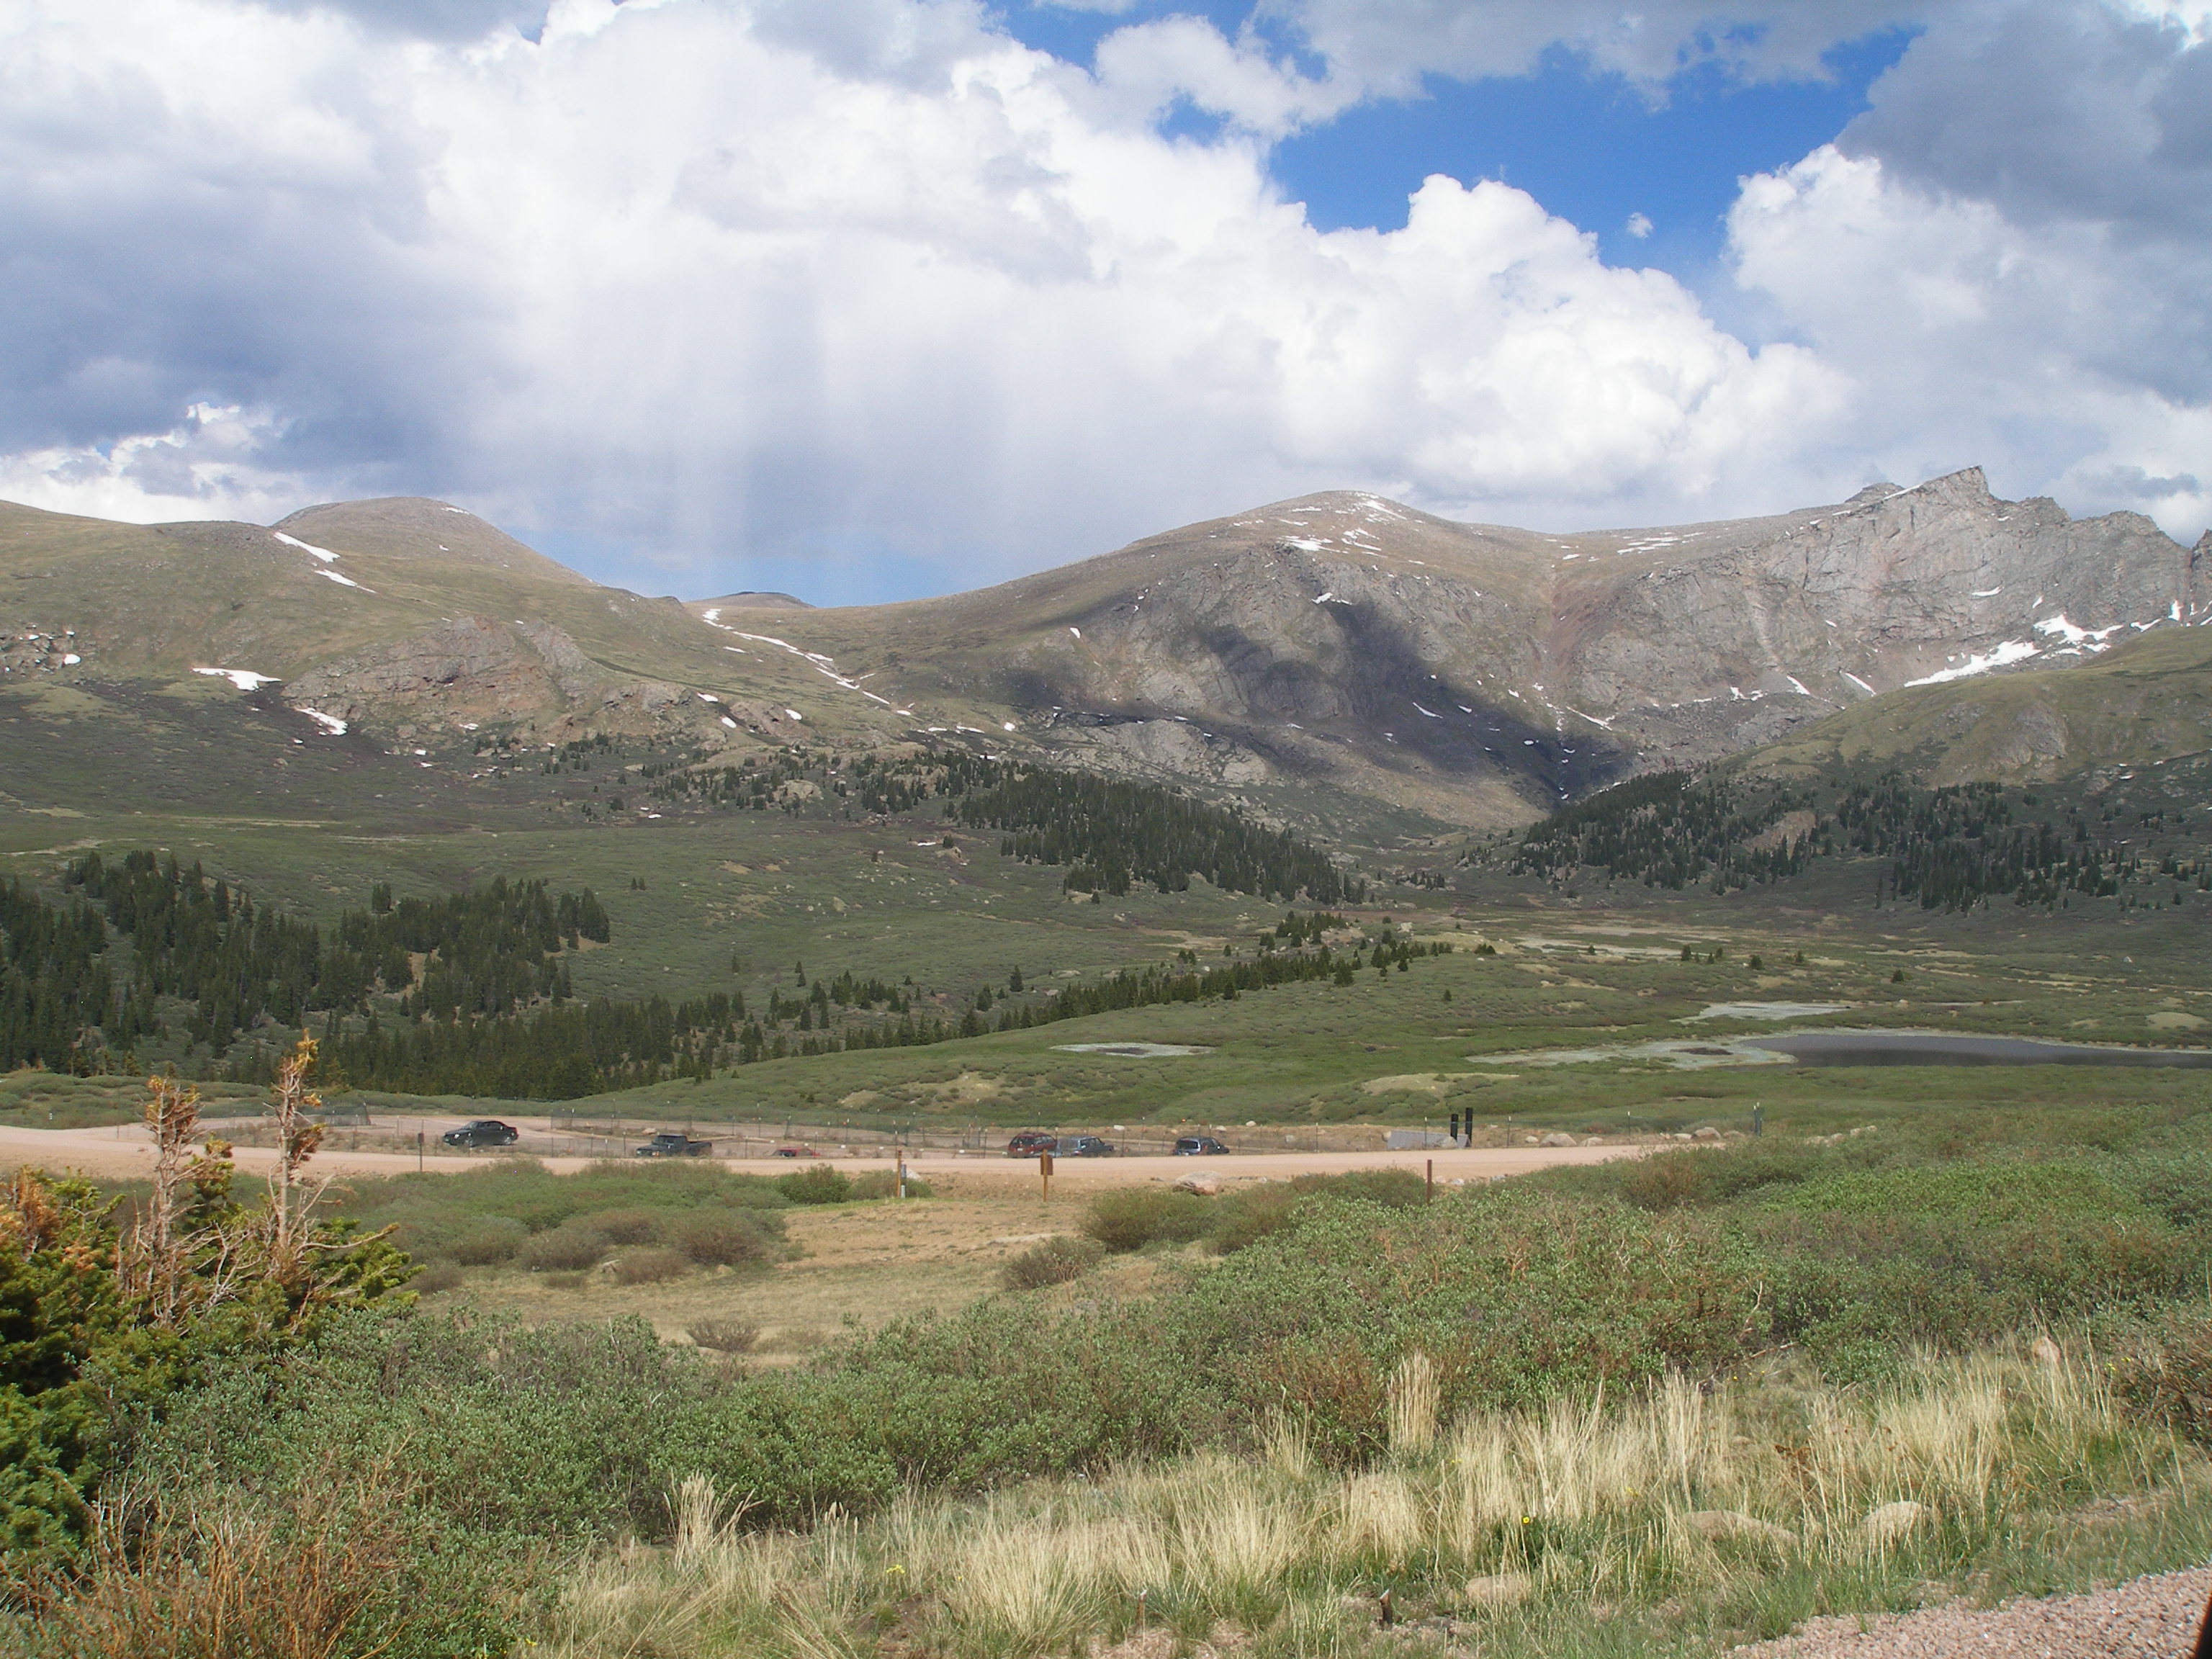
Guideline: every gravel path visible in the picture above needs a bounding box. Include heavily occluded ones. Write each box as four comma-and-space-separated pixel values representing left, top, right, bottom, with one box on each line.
1734, 1568, 2212, 1658
0, 1120, 1646, 1184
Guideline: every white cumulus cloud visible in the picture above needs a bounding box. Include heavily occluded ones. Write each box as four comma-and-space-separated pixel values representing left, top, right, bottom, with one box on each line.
0, 0, 2202, 601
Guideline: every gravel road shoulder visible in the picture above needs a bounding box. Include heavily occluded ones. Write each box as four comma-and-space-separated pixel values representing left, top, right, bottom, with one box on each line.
1732, 1566, 2211, 1658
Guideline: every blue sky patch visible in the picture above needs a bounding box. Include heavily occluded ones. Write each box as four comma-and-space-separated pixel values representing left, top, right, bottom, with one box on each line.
997, 4, 1913, 282
1271, 33, 1914, 278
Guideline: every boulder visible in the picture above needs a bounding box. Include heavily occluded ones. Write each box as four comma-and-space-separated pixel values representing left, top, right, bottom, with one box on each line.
1172, 1172, 1223, 1196
1683, 1510, 1795, 1552
1692, 1126, 1723, 1141
1538, 1131, 1577, 1148
1859, 1501, 1930, 1545
1581, 1135, 1606, 1146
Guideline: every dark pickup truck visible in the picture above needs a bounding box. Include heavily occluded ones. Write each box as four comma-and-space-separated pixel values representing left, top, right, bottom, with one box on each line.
634, 1131, 714, 1159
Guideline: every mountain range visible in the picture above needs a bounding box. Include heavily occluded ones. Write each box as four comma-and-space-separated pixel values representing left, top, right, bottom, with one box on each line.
2, 468, 2204, 830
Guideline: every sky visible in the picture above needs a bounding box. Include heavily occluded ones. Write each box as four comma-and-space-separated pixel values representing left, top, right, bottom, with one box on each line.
1, 0, 2207, 603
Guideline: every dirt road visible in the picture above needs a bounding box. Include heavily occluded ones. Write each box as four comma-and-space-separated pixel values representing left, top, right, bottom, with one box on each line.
0, 1118, 1647, 1186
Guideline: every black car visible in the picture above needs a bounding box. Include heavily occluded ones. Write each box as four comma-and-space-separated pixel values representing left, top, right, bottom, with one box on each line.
1056, 1135, 1115, 1158
1172, 1135, 1230, 1156
442, 1118, 520, 1148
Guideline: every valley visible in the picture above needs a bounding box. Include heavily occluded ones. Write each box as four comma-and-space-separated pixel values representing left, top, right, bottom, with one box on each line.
5, 474, 2212, 1659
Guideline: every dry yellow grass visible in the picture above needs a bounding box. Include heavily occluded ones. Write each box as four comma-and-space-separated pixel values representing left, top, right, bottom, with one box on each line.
534, 1341, 2182, 1659
418, 1187, 1136, 1356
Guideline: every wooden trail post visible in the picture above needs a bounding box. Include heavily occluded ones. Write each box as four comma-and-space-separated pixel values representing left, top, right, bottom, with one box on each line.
416, 1130, 424, 1173
1426, 1159, 1434, 1203
1040, 1147, 1053, 1201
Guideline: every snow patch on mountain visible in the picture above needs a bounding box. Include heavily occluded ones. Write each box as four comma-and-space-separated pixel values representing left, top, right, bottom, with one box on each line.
195, 667, 280, 691
273, 531, 338, 562
1905, 639, 2043, 686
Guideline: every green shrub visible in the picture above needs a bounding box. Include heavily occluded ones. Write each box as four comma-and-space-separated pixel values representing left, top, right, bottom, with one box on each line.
1609, 1144, 1829, 1210
611, 1247, 690, 1286
1209, 1170, 1431, 1255
1000, 1236, 1105, 1290
776, 1165, 853, 1205
1206, 1182, 1300, 1254
1287, 1169, 1427, 1208
585, 1208, 665, 1246
1082, 1187, 1212, 1251
446, 1216, 526, 1265
687, 1319, 760, 1354
2110, 1300, 2212, 1443
652, 1375, 901, 1526
2132, 1157, 2212, 1230
672, 1210, 775, 1267
817, 1300, 1199, 1490
333, 1162, 792, 1249
0, 1169, 413, 1562
518, 1223, 609, 1272
135, 1313, 711, 1544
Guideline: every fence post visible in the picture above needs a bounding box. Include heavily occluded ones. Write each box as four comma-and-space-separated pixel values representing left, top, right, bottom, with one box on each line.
1040, 1148, 1053, 1202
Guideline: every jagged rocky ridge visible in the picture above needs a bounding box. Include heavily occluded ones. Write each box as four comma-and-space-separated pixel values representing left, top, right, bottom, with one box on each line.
1, 470, 2201, 827
755, 467, 2203, 822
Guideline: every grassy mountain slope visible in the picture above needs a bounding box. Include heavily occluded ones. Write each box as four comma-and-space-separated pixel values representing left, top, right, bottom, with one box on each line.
1, 472, 2197, 840
1741, 623, 2212, 786
0, 498, 898, 751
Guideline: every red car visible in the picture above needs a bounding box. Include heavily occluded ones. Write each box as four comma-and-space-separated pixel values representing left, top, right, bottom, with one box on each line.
1004, 1132, 1056, 1159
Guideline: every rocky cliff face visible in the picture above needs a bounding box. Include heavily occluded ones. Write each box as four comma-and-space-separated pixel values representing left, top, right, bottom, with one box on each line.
824, 467, 2196, 821
5, 472, 2195, 828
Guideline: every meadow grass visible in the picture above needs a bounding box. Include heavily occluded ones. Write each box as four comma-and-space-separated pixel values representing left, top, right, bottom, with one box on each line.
532, 1339, 2202, 1659
6, 665, 2204, 1146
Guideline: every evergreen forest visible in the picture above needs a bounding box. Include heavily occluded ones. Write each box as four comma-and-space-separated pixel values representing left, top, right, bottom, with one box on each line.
1, 840, 1432, 1098
648, 746, 1364, 904
1510, 767, 2210, 913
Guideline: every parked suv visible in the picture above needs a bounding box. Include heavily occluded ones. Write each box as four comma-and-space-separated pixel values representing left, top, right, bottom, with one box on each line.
441, 1118, 520, 1148
634, 1131, 713, 1158
1172, 1135, 1230, 1156
1056, 1135, 1115, 1158
1004, 1131, 1057, 1158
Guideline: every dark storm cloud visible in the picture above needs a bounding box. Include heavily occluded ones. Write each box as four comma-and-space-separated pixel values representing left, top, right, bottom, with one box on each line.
1828, 3, 2212, 403
1842, 2, 2212, 240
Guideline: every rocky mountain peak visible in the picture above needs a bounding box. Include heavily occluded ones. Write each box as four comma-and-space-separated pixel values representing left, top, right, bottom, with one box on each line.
791, 467, 2196, 822
6, 469, 2199, 831
1843, 480, 1906, 505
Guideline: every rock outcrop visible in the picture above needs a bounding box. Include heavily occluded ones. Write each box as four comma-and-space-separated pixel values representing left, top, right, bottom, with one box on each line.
792, 467, 2195, 821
